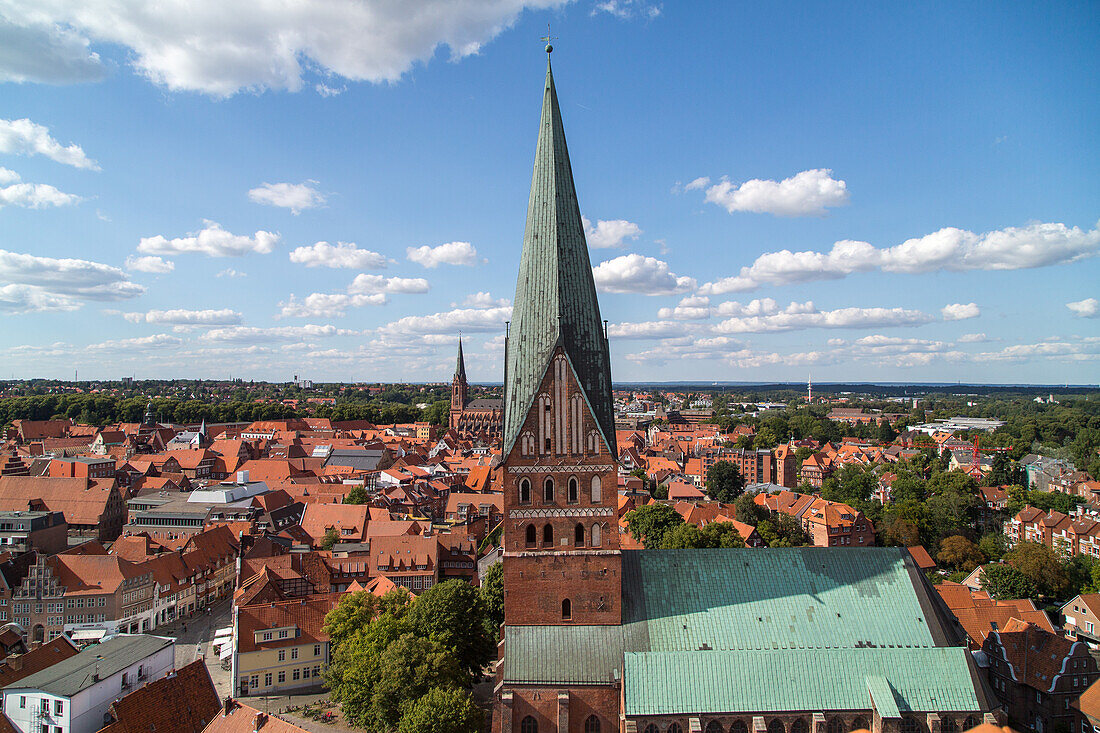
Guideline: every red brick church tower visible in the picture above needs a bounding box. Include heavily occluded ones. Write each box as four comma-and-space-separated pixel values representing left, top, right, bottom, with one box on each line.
499, 47, 621, 630
449, 337, 469, 431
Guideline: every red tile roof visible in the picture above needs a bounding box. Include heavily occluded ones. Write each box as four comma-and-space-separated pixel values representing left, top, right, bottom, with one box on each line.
102, 659, 220, 733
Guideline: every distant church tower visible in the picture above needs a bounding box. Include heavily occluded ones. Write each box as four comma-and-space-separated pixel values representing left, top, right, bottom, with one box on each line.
499, 47, 621, 634
449, 338, 469, 430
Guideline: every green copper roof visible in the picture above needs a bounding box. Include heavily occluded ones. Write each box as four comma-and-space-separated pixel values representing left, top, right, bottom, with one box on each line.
503, 625, 623, 685
455, 337, 466, 381
622, 647, 981, 716
503, 58, 615, 459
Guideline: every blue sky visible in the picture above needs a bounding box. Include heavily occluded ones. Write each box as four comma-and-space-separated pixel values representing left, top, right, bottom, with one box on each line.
0, 0, 1097, 384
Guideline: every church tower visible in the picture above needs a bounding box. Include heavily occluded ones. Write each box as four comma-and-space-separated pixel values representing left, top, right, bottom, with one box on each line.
449, 338, 469, 430
499, 49, 621, 627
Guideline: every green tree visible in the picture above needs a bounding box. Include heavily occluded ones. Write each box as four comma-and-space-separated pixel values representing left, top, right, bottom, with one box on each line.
936, 535, 985, 572
1064, 554, 1099, 598
480, 562, 504, 630
734, 493, 768, 526
660, 523, 706, 549
407, 580, 495, 680
705, 461, 746, 503
699, 521, 747, 548
623, 503, 685, 549
881, 517, 921, 547
371, 634, 465, 729
757, 514, 811, 548
397, 687, 483, 733
344, 485, 369, 504
978, 533, 1008, 562
981, 564, 1040, 601
753, 427, 779, 450
820, 464, 877, 506
1004, 541, 1070, 598
320, 527, 340, 550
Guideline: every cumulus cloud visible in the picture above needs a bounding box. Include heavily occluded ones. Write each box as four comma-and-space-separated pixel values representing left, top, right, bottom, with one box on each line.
0, 19, 106, 84
406, 241, 479, 268
315, 83, 346, 97
699, 221, 1100, 294
591, 254, 696, 295
958, 333, 991, 343
656, 295, 711, 320
123, 308, 242, 326
1067, 298, 1099, 319
277, 293, 388, 319
714, 300, 933, 334
582, 216, 642, 249
683, 177, 709, 191
88, 334, 183, 351
848, 335, 949, 356
380, 305, 512, 336
0, 118, 99, 169
700, 169, 849, 217
216, 268, 245, 278
607, 321, 686, 339
0, 249, 143, 313
593, 0, 661, 18
0, 0, 569, 96
289, 241, 388, 269
203, 324, 357, 343
0, 178, 81, 208
347, 274, 429, 294
125, 255, 174, 274
460, 292, 511, 309
137, 220, 278, 257
942, 302, 980, 321
248, 181, 325, 214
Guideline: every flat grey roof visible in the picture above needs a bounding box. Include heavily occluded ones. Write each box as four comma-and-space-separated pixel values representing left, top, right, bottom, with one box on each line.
4, 634, 173, 697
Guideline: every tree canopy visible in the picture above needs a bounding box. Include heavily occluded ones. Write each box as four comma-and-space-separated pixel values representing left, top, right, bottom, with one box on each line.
623, 503, 684, 549
705, 461, 745, 503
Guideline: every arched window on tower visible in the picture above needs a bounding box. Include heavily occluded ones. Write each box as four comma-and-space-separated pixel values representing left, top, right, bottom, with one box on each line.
543, 523, 554, 546
568, 477, 578, 503
705, 723, 723, 733
574, 523, 585, 547
518, 478, 530, 504
591, 523, 602, 547
543, 477, 554, 502
590, 475, 602, 503
561, 598, 571, 620
668, 724, 683, 733
525, 524, 536, 548
521, 716, 538, 733
584, 715, 600, 733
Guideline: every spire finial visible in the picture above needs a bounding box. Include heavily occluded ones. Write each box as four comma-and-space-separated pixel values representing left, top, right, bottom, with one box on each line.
540, 24, 556, 55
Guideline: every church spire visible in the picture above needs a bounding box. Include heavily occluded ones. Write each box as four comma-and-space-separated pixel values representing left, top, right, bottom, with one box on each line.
455, 336, 467, 382
502, 55, 615, 458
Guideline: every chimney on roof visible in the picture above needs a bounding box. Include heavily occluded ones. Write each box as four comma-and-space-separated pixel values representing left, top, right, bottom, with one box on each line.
252, 713, 266, 732
222, 697, 234, 716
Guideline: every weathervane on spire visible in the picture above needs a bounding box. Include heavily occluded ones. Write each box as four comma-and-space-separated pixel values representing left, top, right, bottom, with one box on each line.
541, 24, 557, 54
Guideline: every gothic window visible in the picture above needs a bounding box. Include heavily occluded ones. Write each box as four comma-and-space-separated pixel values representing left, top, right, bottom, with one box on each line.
518, 478, 530, 504
731, 721, 748, 733
584, 716, 600, 733
544, 477, 554, 502
525, 525, 536, 548
591, 475, 602, 503
827, 719, 845, 733
705, 723, 723, 733
668, 725, 683, 733
851, 719, 868, 733
543, 523, 554, 546
591, 523, 602, 547
963, 718, 980, 732
898, 718, 920, 733
643, 726, 659, 733
568, 477, 579, 503
521, 716, 538, 733
575, 523, 585, 547
768, 721, 785, 733
941, 718, 958, 733
561, 598, 571, 620
791, 720, 807, 733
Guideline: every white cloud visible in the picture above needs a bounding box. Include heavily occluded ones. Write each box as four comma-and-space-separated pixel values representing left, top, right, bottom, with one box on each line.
0, 0, 569, 96
942, 302, 980, 321
714, 301, 933, 334
592, 0, 661, 18
699, 221, 1100, 294
460, 292, 511, 309
0, 118, 99, 169
125, 255, 174, 274
277, 292, 387, 318
347, 274, 429, 294
607, 321, 686, 339
591, 253, 696, 295
701, 169, 848, 217
958, 333, 991, 343
1067, 298, 1099, 319
248, 181, 325, 214
289, 241, 388, 269
203, 324, 356, 344
87, 334, 183, 351
0, 180, 81, 208
380, 305, 512, 336
0, 249, 143, 312
656, 295, 711, 320
624, 335, 746, 364
315, 83, 346, 97
123, 308, 243, 326
683, 176, 709, 191
0, 19, 106, 84
582, 216, 642, 249
714, 298, 816, 318
406, 241, 478, 268
0, 168, 18, 185
137, 220, 279, 257
848, 335, 949, 356
216, 268, 245, 278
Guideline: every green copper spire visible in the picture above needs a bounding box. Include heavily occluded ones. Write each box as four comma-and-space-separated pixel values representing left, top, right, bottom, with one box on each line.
455, 336, 467, 381
503, 56, 616, 459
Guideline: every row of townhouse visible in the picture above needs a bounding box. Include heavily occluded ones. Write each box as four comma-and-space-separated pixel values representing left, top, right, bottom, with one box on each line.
0, 525, 238, 645
754, 490, 876, 547
1008, 506, 1100, 559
